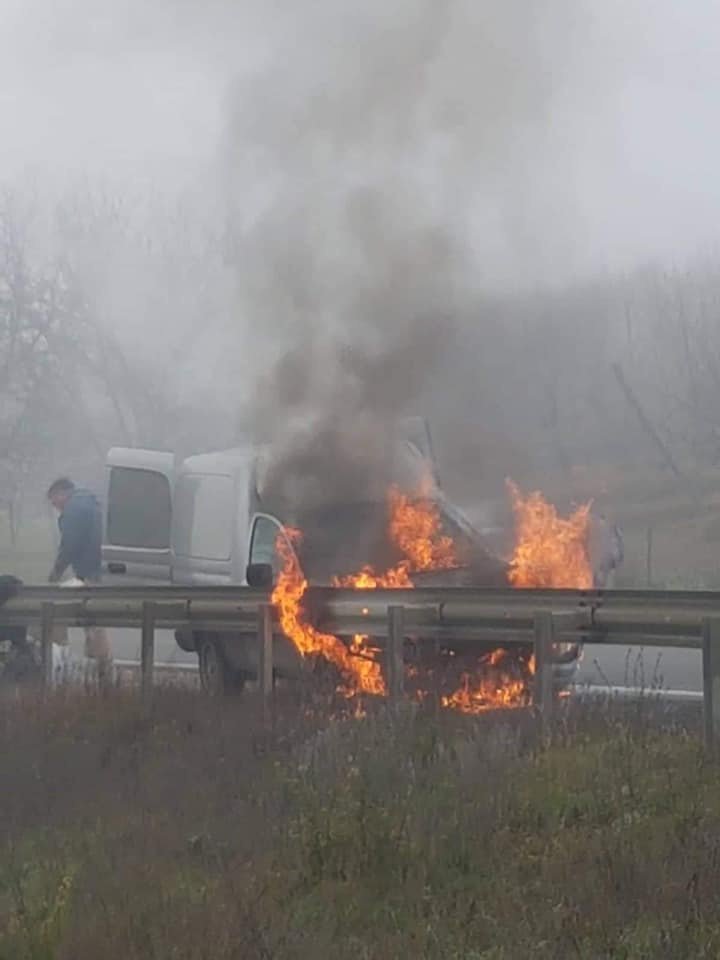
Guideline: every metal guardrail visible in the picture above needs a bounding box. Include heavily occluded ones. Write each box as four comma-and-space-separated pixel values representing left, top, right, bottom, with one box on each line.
1, 585, 720, 747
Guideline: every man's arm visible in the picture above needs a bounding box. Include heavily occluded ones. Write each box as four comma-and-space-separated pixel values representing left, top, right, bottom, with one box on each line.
49, 500, 88, 582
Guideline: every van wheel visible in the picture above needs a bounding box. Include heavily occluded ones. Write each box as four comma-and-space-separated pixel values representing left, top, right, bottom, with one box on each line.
198, 635, 243, 696
175, 629, 196, 653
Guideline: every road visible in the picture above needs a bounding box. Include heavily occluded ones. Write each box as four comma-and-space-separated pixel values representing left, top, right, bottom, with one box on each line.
58, 627, 194, 674
60, 628, 704, 695
577, 643, 701, 692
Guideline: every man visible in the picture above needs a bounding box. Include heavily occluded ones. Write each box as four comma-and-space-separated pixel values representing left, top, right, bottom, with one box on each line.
47, 477, 113, 682
48, 477, 102, 583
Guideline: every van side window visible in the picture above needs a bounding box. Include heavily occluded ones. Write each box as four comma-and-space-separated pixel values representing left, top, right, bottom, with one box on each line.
107, 467, 171, 549
249, 516, 284, 575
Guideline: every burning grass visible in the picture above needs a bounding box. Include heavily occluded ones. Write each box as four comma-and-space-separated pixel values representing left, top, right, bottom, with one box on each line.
1, 688, 717, 959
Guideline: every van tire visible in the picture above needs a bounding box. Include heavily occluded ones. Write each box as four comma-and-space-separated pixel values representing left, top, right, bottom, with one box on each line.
197, 634, 243, 696
175, 629, 196, 653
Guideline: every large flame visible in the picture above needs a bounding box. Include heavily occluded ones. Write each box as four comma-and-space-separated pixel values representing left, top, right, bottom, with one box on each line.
271, 481, 584, 714
272, 529, 387, 695
446, 482, 592, 714
506, 480, 593, 589
326, 490, 445, 697
388, 486, 457, 572
272, 487, 455, 699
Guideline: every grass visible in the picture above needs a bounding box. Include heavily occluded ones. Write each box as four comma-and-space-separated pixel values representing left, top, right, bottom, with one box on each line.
0, 687, 718, 959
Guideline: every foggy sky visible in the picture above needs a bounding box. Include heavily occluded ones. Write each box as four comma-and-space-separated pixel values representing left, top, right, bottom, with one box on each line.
1, 0, 720, 285
3, 0, 720, 525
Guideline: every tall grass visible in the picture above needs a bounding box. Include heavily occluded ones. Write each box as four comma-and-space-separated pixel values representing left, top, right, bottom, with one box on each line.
0, 687, 717, 959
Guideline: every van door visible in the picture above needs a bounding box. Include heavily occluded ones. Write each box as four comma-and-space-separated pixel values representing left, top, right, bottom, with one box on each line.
246, 513, 289, 583
171, 471, 239, 585
103, 448, 174, 582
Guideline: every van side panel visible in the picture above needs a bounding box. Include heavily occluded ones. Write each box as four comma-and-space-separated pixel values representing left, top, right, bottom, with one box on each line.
170, 459, 250, 586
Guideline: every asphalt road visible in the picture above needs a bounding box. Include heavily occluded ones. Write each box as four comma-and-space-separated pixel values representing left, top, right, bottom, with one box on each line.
60, 628, 704, 695
577, 642, 702, 693
57, 627, 193, 672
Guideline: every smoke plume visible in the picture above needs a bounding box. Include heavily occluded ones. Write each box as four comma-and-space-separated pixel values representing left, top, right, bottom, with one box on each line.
222, 0, 579, 510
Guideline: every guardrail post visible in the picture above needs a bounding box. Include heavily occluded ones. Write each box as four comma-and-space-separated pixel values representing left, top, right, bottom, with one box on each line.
258, 603, 273, 723
40, 602, 55, 692
387, 605, 405, 705
141, 601, 156, 700
702, 618, 720, 753
533, 611, 554, 735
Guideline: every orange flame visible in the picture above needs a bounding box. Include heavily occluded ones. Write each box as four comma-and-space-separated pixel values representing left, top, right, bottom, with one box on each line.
272, 482, 580, 714
506, 480, 593, 589
442, 482, 589, 712
272, 529, 386, 696
388, 486, 457, 572
273, 487, 457, 700
333, 486, 456, 589
441, 649, 536, 714
334, 564, 412, 590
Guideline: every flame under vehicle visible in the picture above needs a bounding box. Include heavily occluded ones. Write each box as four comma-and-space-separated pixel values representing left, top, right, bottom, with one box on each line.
102, 420, 581, 702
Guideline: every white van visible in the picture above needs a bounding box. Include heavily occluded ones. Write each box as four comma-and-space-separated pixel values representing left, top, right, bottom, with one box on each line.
103, 444, 296, 691
102, 421, 581, 694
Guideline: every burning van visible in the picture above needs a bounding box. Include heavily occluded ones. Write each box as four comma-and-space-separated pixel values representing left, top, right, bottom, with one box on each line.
102, 419, 583, 706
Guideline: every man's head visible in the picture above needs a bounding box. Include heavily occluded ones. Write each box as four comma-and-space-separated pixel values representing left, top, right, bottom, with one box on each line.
47, 477, 75, 512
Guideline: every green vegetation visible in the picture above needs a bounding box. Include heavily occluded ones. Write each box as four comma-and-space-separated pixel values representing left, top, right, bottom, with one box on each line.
0, 689, 718, 959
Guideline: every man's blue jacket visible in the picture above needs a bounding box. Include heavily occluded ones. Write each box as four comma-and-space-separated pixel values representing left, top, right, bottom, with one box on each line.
52, 488, 103, 582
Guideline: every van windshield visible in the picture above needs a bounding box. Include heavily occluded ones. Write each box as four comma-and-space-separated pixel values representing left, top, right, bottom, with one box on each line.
295, 502, 393, 581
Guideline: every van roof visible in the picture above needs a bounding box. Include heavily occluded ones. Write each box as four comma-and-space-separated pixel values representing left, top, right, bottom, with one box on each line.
179, 446, 256, 475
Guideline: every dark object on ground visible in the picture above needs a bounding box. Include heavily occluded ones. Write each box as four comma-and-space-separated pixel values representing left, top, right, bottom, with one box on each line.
0, 574, 21, 605
0, 575, 40, 684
